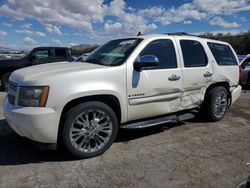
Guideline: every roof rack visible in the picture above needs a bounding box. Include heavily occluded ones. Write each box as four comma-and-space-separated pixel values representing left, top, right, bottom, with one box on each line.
164, 32, 199, 37
164, 32, 189, 35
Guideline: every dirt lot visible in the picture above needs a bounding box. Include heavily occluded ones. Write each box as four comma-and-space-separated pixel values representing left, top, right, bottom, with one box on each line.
0, 90, 250, 188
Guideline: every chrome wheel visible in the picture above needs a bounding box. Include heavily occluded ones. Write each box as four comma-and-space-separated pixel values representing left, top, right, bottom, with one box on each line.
69, 110, 113, 153
213, 90, 227, 119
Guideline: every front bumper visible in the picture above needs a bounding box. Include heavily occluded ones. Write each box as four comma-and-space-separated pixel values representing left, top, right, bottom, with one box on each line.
3, 97, 59, 143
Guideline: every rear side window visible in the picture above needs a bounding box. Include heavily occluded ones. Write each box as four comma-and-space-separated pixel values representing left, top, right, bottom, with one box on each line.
207, 42, 237, 65
139, 39, 177, 69
180, 40, 207, 67
55, 48, 67, 58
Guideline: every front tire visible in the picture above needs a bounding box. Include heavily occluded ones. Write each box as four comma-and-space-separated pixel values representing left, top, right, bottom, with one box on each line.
200, 86, 228, 122
61, 101, 118, 158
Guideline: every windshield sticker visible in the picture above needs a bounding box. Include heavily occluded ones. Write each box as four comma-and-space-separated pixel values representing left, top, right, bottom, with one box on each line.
119, 40, 136, 45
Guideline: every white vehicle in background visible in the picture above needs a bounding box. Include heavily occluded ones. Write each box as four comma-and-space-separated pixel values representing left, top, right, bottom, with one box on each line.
4, 33, 242, 158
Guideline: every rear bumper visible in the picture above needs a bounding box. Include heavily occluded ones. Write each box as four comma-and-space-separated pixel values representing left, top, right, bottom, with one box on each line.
231, 85, 242, 105
3, 97, 59, 143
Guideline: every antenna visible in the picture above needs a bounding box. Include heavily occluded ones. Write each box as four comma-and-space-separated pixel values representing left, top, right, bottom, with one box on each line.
137, 31, 143, 36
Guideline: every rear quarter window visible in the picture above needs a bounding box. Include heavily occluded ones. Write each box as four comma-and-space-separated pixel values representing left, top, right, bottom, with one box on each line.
55, 48, 67, 58
207, 42, 238, 66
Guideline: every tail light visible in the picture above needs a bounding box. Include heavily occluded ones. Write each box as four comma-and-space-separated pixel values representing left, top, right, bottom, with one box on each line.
239, 65, 243, 85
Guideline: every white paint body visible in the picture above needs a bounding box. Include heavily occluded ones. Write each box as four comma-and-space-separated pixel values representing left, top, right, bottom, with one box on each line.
3, 34, 242, 143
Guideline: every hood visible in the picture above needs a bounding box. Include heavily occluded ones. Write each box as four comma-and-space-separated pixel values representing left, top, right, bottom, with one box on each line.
10, 61, 108, 84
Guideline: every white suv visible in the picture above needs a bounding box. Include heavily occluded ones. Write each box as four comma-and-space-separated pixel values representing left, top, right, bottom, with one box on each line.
3, 34, 242, 158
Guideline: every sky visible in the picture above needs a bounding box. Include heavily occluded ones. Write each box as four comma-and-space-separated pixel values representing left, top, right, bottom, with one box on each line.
0, 0, 249, 50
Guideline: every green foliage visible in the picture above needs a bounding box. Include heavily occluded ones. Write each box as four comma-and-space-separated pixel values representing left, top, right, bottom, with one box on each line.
200, 30, 250, 54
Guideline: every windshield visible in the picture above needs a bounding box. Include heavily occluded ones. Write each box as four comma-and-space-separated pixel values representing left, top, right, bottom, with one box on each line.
84, 38, 142, 66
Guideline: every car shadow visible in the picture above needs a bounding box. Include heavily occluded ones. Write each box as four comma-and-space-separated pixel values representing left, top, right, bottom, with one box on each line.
0, 118, 185, 166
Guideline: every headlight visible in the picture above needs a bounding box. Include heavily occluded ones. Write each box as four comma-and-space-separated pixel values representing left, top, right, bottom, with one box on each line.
18, 86, 49, 107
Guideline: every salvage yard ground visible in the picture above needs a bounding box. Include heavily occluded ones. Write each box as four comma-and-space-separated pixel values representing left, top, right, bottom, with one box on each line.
0, 90, 250, 188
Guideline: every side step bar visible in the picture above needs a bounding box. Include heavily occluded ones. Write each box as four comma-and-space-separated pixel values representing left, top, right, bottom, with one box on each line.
121, 113, 195, 129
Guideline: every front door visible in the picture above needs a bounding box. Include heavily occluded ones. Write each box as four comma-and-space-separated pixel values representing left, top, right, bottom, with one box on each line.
127, 38, 183, 121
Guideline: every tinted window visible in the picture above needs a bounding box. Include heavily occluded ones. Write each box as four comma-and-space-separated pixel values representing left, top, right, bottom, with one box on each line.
180, 40, 207, 67
207, 42, 237, 65
55, 49, 67, 58
241, 57, 250, 69
34, 50, 51, 61
139, 39, 177, 68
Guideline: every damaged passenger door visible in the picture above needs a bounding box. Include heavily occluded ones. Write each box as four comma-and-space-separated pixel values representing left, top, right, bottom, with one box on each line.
177, 39, 213, 108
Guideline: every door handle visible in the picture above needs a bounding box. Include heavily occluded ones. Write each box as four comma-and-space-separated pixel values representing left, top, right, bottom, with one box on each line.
203, 71, 213, 77
168, 74, 181, 81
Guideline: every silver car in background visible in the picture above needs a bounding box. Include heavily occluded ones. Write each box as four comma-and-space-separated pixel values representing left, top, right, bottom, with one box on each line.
240, 54, 250, 87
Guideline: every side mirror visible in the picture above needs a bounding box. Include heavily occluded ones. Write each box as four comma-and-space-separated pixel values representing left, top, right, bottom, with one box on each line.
134, 55, 159, 72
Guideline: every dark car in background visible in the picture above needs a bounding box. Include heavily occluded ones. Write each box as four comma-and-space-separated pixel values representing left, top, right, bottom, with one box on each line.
0, 47, 73, 90
240, 54, 250, 87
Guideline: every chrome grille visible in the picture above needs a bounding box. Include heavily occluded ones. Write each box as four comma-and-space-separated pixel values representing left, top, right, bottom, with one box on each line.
7, 82, 17, 105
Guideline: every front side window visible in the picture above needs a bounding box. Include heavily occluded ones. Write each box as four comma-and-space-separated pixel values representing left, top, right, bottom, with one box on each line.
34, 50, 51, 61
180, 40, 207, 67
139, 39, 177, 69
84, 38, 142, 66
207, 42, 238, 66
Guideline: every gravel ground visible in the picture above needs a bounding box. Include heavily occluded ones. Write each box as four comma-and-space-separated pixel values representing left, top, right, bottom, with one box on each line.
0, 90, 249, 188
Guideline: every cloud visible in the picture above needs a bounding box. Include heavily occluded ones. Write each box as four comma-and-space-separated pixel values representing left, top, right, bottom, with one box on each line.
35, 31, 46, 37
194, 29, 247, 36
193, 0, 250, 14
22, 37, 37, 46
139, 0, 250, 25
74, 32, 83, 36
68, 42, 79, 47
3, 22, 12, 27
184, 20, 192, 24
15, 29, 33, 35
0, 0, 249, 40
15, 29, 46, 37
21, 23, 32, 29
0, 30, 7, 40
51, 39, 63, 46
45, 24, 62, 35
209, 16, 240, 28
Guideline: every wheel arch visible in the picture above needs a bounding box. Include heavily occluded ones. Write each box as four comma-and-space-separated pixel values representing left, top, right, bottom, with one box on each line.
57, 94, 122, 144
204, 81, 231, 105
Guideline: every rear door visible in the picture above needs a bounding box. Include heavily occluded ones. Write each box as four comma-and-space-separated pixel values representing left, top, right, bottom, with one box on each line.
54, 48, 69, 62
176, 38, 214, 108
127, 38, 183, 121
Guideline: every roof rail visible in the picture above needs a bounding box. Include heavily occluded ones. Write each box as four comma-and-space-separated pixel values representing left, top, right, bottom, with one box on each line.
164, 32, 189, 35
164, 32, 199, 37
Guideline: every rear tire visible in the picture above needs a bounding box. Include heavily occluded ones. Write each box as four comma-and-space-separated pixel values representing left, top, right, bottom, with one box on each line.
200, 86, 228, 122
1, 72, 11, 91
61, 101, 118, 159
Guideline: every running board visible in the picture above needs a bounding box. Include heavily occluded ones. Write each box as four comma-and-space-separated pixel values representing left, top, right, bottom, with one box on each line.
121, 113, 195, 129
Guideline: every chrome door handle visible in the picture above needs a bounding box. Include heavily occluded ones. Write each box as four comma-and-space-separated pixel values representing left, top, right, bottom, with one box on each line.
204, 71, 213, 77
168, 74, 181, 81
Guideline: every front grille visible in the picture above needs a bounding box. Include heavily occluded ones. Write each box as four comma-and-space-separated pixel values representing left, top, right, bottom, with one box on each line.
7, 82, 17, 105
